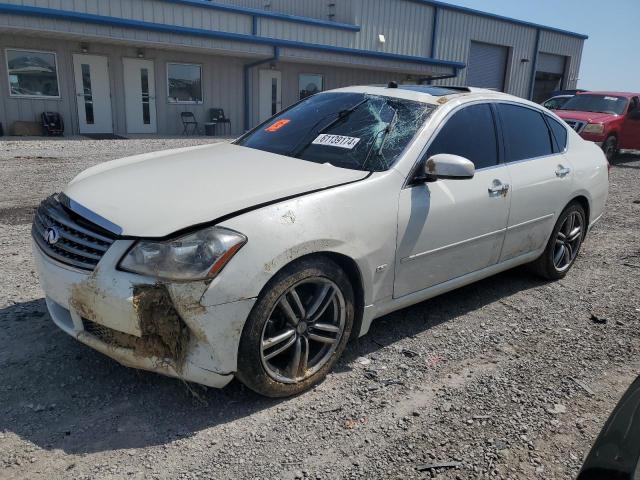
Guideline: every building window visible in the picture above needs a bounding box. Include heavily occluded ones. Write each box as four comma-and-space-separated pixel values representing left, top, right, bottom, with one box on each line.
299, 73, 323, 100
6, 49, 60, 98
167, 63, 202, 103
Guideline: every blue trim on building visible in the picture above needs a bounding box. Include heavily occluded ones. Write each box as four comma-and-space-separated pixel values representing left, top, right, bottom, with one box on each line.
0, 4, 465, 69
243, 47, 280, 131
163, 0, 360, 31
528, 29, 542, 100
407, 0, 588, 40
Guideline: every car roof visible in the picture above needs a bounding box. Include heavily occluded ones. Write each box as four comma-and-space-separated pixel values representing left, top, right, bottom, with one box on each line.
577, 91, 639, 98
328, 84, 523, 106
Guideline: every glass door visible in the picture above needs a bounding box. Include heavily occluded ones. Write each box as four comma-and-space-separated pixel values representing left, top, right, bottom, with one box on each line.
259, 70, 282, 123
72, 54, 113, 134
123, 58, 157, 134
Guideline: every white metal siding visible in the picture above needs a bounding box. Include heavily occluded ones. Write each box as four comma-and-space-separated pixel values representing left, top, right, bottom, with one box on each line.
0, 0, 587, 134
213, 0, 356, 24
433, 9, 536, 97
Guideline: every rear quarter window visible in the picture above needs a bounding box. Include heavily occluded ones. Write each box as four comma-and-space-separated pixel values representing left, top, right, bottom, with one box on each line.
546, 115, 568, 152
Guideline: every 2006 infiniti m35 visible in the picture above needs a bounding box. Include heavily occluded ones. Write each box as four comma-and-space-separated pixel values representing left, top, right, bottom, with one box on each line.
32, 85, 608, 397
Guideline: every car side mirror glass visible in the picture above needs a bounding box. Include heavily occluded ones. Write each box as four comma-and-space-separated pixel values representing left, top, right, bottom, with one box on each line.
420, 153, 475, 181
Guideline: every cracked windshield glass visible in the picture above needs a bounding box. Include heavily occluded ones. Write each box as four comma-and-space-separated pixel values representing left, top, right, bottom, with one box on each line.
236, 92, 435, 171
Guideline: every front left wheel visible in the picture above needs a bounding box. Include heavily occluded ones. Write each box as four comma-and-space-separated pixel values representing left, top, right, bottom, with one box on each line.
236, 257, 354, 397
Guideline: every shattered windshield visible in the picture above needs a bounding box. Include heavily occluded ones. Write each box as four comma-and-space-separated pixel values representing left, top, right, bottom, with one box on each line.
235, 92, 435, 171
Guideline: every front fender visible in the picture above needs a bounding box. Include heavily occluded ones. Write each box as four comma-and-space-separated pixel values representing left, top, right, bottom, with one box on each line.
200, 171, 402, 311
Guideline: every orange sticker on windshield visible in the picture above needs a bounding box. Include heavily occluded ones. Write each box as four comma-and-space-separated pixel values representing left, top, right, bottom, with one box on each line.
265, 119, 290, 132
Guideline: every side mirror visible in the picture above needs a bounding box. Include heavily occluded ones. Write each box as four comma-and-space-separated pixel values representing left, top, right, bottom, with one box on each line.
421, 153, 475, 181
629, 109, 640, 120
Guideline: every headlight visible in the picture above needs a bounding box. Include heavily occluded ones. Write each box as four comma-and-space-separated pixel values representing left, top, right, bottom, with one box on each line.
119, 226, 247, 281
583, 123, 604, 134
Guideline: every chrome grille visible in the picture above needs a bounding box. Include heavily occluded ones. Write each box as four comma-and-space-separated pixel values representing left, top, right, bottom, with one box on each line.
32, 195, 115, 270
564, 119, 586, 133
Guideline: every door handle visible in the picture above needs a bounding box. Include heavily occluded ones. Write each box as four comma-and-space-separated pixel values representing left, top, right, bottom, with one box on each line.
488, 180, 510, 197
555, 165, 571, 177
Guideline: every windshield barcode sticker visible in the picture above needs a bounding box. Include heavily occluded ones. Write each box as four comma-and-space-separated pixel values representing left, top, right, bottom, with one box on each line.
312, 134, 361, 150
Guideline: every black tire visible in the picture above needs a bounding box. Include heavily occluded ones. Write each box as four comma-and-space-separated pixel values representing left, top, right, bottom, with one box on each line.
530, 202, 586, 280
603, 135, 618, 163
236, 257, 354, 398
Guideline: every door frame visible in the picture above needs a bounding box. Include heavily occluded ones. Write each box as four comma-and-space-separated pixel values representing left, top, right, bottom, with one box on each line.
122, 57, 158, 134
394, 101, 511, 297
71, 53, 114, 134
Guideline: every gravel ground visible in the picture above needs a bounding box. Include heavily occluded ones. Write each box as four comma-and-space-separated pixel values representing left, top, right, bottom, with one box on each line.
0, 138, 639, 480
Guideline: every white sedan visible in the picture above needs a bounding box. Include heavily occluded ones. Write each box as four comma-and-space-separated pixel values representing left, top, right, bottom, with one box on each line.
32, 85, 608, 397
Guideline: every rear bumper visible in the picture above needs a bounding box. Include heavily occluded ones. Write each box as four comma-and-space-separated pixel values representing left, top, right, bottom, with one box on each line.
32, 239, 256, 388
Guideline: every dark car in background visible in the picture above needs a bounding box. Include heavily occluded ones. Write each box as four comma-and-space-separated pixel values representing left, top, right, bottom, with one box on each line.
542, 94, 573, 110
555, 92, 640, 162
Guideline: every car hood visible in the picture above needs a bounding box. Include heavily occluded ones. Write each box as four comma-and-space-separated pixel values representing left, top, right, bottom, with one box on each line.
555, 110, 618, 123
64, 143, 368, 237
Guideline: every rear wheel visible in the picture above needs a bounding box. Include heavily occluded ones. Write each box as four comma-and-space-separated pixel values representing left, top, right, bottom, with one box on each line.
530, 202, 586, 280
602, 135, 618, 163
236, 257, 354, 397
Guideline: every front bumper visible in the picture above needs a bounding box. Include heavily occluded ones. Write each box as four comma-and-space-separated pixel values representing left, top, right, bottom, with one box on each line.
32, 239, 256, 388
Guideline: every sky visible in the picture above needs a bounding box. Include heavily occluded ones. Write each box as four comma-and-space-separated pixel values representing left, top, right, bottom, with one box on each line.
446, 0, 639, 92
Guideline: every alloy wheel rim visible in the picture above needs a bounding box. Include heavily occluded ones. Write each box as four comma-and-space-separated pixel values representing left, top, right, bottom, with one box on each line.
260, 278, 346, 384
553, 211, 583, 272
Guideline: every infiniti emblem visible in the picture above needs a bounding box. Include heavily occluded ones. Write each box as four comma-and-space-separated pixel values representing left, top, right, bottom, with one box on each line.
44, 226, 60, 245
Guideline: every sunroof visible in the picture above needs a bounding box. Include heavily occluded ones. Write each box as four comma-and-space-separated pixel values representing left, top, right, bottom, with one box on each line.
396, 85, 470, 96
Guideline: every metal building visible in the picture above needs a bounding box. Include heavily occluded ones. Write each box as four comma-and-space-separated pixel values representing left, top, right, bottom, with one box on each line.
0, 0, 587, 137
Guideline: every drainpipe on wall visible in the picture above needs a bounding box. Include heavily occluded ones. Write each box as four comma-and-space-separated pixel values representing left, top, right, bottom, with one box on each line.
243, 46, 280, 132
528, 28, 541, 101
426, 6, 439, 85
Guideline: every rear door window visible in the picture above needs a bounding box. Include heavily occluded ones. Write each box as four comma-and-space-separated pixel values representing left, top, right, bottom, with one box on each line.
425, 103, 499, 170
498, 104, 554, 162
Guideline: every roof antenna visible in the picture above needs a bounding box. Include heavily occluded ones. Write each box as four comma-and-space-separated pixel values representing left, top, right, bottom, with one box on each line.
387, 81, 398, 88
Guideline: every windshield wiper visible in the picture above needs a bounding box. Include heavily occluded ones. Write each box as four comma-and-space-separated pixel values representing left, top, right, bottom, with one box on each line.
289, 98, 369, 157
362, 109, 398, 171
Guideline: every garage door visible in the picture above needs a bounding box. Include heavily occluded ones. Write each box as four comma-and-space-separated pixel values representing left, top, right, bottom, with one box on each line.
467, 41, 509, 91
537, 53, 566, 75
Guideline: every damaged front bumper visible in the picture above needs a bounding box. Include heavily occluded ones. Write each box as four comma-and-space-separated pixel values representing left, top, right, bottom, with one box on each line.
32, 238, 256, 388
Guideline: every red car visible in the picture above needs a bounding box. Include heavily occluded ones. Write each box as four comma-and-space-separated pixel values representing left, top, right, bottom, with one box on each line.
555, 91, 640, 162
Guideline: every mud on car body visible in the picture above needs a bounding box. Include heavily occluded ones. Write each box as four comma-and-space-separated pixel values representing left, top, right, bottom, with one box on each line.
32, 85, 608, 397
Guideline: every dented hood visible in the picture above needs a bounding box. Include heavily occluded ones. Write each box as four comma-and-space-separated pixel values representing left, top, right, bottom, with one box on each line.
64, 143, 368, 237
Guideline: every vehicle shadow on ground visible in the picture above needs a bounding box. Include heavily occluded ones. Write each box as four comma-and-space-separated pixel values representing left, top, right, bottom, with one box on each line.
0, 268, 543, 455
614, 153, 640, 170
341, 267, 545, 364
